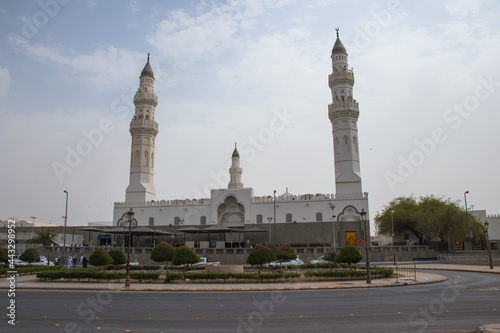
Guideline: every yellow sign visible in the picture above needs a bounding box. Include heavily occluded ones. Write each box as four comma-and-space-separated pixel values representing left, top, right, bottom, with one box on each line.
452, 240, 463, 250
345, 232, 357, 247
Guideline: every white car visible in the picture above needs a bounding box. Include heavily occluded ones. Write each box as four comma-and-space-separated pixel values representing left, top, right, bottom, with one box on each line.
309, 256, 328, 264
14, 258, 54, 266
268, 259, 304, 266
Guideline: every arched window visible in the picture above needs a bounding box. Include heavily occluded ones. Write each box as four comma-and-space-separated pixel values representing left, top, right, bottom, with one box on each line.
286, 213, 293, 223
256, 214, 263, 224
144, 151, 149, 166
174, 217, 180, 225
200, 216, 207, 225
149, 217, 154, 226
316, 212, 323, 222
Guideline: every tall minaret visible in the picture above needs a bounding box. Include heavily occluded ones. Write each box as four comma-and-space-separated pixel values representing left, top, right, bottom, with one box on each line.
228, 143, 243, 189
125, 53, 159, 202
328, 29, 362, 194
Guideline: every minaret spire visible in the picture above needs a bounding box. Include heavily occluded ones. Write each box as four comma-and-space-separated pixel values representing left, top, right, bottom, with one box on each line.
228, 144, 243, 189
328, 31, 362, 194
125, 56, 159, 202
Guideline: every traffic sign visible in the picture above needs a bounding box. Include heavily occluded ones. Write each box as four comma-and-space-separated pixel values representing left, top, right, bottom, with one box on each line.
357, 239, 365, 247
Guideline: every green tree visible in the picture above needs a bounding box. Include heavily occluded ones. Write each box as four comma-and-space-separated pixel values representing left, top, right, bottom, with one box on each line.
26, 227, 57, 245
323, 248, 337, 269
89, 248, 113, 268
171, 246, 199, 267
108, 248, 127, 265
374, 196, 425, 244
375, 195, 484, 250
247, 245, 276, 272
150, 242, 175, 272
335, 246, 362, 268
19, 248, 40, 263
0, 247, 9, 263
276, 244, 297, 261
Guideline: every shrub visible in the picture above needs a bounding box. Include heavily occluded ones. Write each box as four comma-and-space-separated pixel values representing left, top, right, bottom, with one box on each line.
108, 248, 127, 265
171, 246, 200, 266
89, 248, 113, 267
247, 245, 276, 271
335, 246, 362, 268
276, 244, 297, 261
0, 247, 8, 263
19, 248, 40, 263
150, 242, 175, 271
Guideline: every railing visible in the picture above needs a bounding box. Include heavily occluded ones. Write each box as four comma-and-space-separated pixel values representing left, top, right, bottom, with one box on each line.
396, 263, 417, 283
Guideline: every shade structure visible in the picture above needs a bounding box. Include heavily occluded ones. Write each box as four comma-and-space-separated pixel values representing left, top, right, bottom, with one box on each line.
241, 227, 267, 233
176, 226, 207, 233
202, 225, 232, 232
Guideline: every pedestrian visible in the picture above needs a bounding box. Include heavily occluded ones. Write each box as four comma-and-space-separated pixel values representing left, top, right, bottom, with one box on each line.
82, 256, 88, 268
73, 256, 78, 267
67, 256, 72, 269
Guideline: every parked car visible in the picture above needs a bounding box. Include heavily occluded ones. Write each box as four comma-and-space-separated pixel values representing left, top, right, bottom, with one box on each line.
14, 258, 54, 266
309, 256, 328, 264
268, 258, 303, 266
192, 257, 220, 267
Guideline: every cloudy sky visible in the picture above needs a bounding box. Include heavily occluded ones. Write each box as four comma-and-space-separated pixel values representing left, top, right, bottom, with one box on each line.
1, 0, 499, 227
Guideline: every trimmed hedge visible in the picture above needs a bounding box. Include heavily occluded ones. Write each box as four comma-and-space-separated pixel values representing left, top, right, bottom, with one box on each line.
164, 272, 301, 283
304, 268, 393, 279
36, 269, 160, 282
0, 265, 57, 276
106, 265, 161, 271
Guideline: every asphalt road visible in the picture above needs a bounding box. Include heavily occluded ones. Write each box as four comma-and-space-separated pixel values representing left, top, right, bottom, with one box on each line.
1, 270, 499, 333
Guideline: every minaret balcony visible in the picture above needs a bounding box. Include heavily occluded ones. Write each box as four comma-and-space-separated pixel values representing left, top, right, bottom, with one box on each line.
130, 119, 159, 133
134, 93, 158, 106
329, 72, 354, 87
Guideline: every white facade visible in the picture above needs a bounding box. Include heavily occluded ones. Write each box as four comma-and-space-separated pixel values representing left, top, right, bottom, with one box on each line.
114, 34, 370, 247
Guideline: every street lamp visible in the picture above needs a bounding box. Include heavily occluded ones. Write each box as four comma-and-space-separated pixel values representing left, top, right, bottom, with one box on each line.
464, 191, 470, 253
391, 210, 396, 266
63, 190, 68, 265
267, 217, 272, 244
273, 190, 277, 245
117, 209, 138, 288
360, 209, 371, 284
484, 221, 494, 270
330, 202, 336, 249
30, 216, 37, 239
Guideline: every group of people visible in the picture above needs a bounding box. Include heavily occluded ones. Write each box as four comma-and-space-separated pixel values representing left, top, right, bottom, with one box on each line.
54, 255, 88, 268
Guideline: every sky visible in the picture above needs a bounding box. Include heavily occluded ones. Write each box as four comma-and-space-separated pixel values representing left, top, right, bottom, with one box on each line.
1, 0, 499, 228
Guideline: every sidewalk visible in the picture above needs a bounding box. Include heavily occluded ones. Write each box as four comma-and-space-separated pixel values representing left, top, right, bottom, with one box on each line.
2, 263, 497, 292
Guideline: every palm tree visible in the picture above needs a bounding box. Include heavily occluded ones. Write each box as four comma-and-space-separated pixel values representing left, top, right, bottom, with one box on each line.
27, 227, 57, 245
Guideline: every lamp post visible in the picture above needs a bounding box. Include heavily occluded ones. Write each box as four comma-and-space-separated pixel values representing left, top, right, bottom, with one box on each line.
117, 209, 137, 288
267, 217, 272, 244
391, 210, 396, 266
30, 216, 37, 240
484, 221, 493, 269
273, 190, 277, 245
62, 190, 68, 265
360, 209, 371, 284
464, 191, 470, 253
330, 203, 336, 249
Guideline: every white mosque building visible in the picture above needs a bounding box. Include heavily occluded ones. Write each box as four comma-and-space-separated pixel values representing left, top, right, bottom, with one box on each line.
113, 32, 370, 248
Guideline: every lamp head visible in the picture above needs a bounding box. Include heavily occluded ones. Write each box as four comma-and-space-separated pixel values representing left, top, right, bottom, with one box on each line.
360, 209, 367, 222
485, 221, 489, 230
126, 209, 135, 221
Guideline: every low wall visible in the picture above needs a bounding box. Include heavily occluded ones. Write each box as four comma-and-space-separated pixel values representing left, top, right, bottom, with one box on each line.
38, 245, 437, 266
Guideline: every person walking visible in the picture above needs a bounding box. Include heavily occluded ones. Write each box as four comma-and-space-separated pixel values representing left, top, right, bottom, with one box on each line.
67, 256, 72, 269
82, 255, 88, 268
